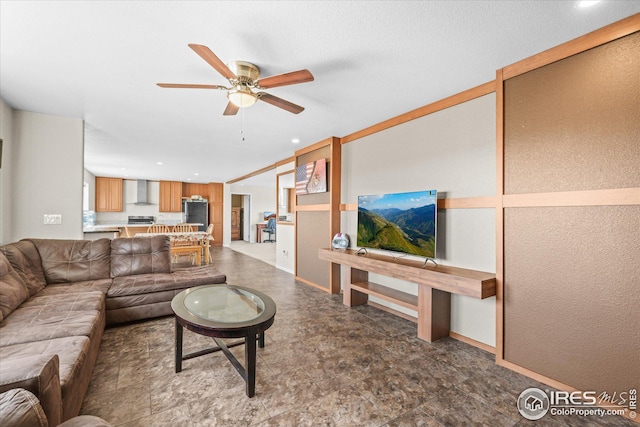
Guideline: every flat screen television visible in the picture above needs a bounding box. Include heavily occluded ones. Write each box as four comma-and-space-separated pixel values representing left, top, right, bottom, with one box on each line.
357, 189, 437, 259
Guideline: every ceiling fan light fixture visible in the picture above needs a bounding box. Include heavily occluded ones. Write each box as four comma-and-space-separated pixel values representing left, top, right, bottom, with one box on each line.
227, 86, 257, 108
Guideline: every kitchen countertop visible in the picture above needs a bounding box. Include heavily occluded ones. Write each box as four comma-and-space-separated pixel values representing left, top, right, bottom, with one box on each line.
83, 223, 203, 233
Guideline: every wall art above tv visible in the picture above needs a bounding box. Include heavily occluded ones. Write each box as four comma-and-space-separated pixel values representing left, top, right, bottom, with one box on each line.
357, 189, 437, 259
296, 158, 327, 195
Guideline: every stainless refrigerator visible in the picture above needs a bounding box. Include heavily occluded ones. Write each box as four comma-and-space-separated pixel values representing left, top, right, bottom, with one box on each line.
182, 199, 208, 231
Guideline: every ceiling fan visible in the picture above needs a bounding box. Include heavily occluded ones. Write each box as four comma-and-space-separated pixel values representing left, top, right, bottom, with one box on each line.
157, 44, 314, 115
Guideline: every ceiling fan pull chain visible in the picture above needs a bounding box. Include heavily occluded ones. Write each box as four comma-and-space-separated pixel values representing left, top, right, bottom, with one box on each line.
241, 106, 245, 142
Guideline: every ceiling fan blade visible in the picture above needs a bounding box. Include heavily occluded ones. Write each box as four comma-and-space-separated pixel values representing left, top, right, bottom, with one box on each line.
256, 69, 314, 88
258, 93, 305, 114
157, 83, 225, 89
188, 44, 237, 81
223, 102, 239, 116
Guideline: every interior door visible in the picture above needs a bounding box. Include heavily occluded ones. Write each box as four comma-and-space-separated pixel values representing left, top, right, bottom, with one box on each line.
231, 207, 241, 240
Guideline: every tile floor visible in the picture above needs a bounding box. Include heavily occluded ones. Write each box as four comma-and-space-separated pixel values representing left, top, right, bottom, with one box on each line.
80, 247, 634, 426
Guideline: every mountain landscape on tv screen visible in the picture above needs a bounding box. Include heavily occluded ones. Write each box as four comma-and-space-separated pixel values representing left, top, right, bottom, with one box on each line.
357, 204, 436, 258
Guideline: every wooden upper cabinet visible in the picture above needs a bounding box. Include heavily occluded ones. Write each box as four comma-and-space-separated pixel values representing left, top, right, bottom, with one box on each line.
95, 177, 122, 212
159, 180, 183, 212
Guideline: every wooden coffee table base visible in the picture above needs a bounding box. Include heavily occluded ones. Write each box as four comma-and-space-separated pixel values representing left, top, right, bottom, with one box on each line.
174, 318, 266, 397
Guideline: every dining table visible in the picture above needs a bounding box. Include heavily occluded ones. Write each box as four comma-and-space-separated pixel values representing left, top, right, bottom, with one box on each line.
135, 231, 213, 265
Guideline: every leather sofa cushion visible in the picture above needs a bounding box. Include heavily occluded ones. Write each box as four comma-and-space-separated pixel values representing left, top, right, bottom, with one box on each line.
0, 308, 103, 347
110, 236, 171, 277
27, 239, 111, 284
108, 265, 226, 297
20, 291, 105, 314
0, 388, 48, 427
0, 240, 46, 297
0, 354, 61, 427
37, 279, 113, 297
0, 252, 30, 320
0, 336, 92, 416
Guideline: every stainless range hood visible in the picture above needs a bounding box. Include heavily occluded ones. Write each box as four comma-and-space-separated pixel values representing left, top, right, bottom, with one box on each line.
134, 179, 152, 205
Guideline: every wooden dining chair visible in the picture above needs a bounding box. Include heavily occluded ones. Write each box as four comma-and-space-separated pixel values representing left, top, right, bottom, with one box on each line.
204, 224, 214, 264
146, 224, 170, 233
123, 226, 133, 237
172, 223, 193, 232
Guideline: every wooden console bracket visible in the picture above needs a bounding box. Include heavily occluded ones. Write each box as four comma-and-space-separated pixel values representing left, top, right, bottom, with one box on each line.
319, 248, 496, 343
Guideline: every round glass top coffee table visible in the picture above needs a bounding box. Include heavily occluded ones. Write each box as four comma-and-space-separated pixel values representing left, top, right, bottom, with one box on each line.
171, 284, 276, 397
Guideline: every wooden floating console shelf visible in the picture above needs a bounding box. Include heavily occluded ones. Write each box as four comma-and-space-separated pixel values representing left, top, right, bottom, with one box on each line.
318, 248, 496, 342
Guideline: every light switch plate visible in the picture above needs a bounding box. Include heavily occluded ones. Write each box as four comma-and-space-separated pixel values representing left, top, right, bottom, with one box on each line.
43, 214, 62, 225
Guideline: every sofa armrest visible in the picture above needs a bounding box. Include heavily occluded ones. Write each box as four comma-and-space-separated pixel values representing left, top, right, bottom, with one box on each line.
0, 354, 62, 427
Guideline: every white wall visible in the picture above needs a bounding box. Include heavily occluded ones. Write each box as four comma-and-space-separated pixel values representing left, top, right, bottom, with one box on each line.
0, 99, 14, 244
83, 168, 95, 212
341, 93, 497, 346
9, 109, 84, 241
275, 161, 295, 273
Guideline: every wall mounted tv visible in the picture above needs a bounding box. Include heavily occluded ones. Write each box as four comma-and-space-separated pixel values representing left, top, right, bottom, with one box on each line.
357, 190, 437, 259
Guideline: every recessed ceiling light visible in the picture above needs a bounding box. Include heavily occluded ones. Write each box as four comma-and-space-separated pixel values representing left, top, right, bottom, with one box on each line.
194, 172, 199, 176
292, 138, 300, 144
156, 161, 163, 166
577, 0, 600, 8
186, 178, 192, 181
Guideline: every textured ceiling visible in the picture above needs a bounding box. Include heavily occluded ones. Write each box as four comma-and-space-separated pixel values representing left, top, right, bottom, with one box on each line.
1, 1, 638, 185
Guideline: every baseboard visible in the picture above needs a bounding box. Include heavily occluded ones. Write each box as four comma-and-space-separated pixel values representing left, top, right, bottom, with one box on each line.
449, 331, 495, 354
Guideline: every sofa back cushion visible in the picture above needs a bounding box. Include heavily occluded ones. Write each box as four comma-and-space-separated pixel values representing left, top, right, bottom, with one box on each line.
0, 251, 30, 320
110, 236, 171, 278
0, 240, 47, 296
27, 239, 112, 284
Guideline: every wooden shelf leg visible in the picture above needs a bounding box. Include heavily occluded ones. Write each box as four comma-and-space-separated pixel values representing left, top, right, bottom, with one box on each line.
343, 267, 368, 307
417, 285, 451, 343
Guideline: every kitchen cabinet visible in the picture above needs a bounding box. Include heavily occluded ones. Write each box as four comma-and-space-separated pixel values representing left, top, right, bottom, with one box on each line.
95, 177, 123, 212
159, 180, 182, 212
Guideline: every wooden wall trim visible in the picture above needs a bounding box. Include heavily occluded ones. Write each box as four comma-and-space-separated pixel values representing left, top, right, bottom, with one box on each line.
294, 137, 336, 157
295, 204, 331, 212
340, 81, 496, 145
495, 68, 506, 363
295, 276, 331, 293
439, 196, 498, 209
227, 155, 295, 184
503, 188, 640, 208
275, 156, 296, 167
340, 197, 498, 211
503, 13, 640, 79
227, 163, 274, 184
449, 331, 496, 354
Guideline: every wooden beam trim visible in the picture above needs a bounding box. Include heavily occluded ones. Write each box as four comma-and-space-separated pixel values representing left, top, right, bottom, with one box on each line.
294, 137, 336, 158
340, 197, 498, 211
438, 196, 498, 209
503, 14, 640, 79
341, 81, 496, 144
502, 187, 640, 208
295, 204, 331, 212
275, 156, 296, 168
227, 163, 275, 184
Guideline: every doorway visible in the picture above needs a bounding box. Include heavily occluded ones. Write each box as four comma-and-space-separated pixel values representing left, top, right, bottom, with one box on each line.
231, 194, 251, 242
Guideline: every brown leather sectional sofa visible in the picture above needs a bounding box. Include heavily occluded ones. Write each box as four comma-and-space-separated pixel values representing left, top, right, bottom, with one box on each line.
0, 236, 226, 426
